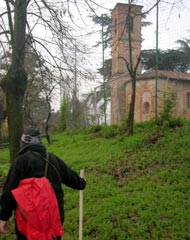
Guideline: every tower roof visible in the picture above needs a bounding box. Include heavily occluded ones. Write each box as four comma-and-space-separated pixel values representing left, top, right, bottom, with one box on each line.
112, 3, 143, 15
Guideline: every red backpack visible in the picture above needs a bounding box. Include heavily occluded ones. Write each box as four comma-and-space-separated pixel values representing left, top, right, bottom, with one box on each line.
11, 152, 64, 240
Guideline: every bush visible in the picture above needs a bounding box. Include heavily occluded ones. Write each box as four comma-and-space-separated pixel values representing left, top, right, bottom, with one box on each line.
87, 125, 102, 133
87, 124, 121, 138
157, 89, 176, 125
101, 125, 120, 138
134, 120, 156, 133
169, 117, 184, 128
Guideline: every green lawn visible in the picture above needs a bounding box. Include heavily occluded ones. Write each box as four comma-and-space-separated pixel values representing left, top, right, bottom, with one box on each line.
0, 121, 190, 239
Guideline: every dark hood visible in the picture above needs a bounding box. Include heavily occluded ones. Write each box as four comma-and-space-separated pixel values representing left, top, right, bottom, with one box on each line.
18, 144, 47, 157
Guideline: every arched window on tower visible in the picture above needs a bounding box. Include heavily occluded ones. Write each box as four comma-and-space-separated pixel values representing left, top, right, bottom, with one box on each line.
186, 92, 190, 109
143, 102, 150, 114
114, 18, 117, 35
126, 15, 133, 33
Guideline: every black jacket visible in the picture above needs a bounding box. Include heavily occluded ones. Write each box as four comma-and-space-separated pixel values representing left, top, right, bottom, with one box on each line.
0, 144, 86, 223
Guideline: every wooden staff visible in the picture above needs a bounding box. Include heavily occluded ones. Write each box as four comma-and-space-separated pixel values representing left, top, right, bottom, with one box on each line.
79, 169, 84, 240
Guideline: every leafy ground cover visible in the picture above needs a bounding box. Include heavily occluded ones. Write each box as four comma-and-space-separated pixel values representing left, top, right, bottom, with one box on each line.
0, 120, 190, 239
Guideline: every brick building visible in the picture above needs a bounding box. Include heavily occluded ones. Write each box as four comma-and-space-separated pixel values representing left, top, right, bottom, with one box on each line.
110, 3, 190, 123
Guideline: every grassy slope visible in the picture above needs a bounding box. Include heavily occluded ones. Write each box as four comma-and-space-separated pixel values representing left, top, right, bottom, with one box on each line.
0, 121, 190, 239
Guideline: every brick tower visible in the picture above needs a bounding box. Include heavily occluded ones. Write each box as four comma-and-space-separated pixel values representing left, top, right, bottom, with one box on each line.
112, 3, 143, 75
110, 3, 143, 123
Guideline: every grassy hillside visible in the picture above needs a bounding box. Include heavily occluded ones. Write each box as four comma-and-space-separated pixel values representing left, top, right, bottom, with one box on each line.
0, 120, 190, 239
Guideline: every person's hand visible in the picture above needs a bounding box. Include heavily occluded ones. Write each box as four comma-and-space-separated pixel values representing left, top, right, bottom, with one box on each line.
0, 220, 10, 233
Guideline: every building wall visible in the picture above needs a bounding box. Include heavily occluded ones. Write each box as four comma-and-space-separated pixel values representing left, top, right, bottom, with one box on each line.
110, 73, 128, 123
168, 79, 190, 119
124, 72, 190, 123
135, 79, 156, 122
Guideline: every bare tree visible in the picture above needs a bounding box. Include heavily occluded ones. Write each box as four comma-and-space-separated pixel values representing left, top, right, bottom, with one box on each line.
0, 0, 28, 162
0, 0, 99, 162
117, 1, 141, 135
118, 0, 160, 135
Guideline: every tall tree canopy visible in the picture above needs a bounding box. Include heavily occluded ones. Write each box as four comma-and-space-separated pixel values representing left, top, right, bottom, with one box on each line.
142, 47, 190, 72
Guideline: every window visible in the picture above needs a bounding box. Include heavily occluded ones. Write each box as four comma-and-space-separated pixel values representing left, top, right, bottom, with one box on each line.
186, 92, 190, 109
114, 18, 117, 35
126, 15, 133, 33
143, 102, 150, 114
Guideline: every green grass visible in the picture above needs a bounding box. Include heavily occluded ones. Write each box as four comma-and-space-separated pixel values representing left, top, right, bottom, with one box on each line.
1, 120, 190, 239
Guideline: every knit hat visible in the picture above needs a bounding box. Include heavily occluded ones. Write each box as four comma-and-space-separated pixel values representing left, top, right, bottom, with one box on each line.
21, 126, 42, 144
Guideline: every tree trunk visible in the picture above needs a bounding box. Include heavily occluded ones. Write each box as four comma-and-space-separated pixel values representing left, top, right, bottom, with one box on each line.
1, 0, 27, 162
44, 96, 51, 144
127, 73, 136, 135
2, 69, 27, 162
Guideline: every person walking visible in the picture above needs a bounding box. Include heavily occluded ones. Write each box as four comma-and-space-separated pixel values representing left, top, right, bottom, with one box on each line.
0, 126, 86, 239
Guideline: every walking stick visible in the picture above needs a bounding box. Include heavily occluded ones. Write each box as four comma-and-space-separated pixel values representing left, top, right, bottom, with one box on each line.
79, 169, 84, 240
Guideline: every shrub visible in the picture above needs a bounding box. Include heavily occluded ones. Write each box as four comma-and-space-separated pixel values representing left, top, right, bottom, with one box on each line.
59, 97, 70, 131
87, 125, 102, 133
101, 124, 120, 138
157, 89, 176, 125
134, 120, 156, 133
168, 117, 184, 128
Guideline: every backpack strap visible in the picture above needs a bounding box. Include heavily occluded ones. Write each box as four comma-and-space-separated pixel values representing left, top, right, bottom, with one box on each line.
31, 151, 49, 177
31, 151, 62, 182
44, 152, 49, 177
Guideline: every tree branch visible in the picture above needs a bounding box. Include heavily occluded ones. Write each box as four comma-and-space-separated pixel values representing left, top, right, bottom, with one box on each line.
0, 30, 10, 36
5, 0, 14, 46
118, 56, 132, 75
